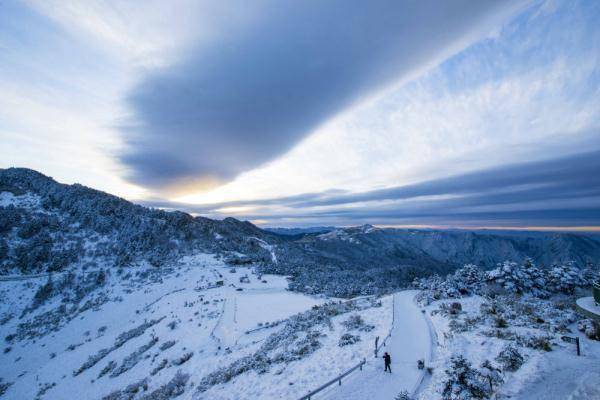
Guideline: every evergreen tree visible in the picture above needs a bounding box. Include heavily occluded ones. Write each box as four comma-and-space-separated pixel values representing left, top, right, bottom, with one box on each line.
442, 355, 488, 400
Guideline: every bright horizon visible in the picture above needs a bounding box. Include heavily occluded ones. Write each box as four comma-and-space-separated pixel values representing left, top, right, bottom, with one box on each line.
1, 0, 599, 229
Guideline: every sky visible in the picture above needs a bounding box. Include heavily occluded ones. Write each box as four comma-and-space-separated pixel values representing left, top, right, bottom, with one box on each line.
1, 0, 599, 229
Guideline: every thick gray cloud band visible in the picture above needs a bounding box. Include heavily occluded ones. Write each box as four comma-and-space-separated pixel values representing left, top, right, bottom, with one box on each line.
121, 0, 523, 189
142, 149, 600, 226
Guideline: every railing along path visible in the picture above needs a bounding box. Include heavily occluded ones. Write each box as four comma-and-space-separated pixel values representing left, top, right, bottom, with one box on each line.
297, 294, 396, 400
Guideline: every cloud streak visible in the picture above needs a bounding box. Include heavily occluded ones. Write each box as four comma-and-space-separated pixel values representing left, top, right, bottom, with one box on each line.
143, 149, 600, 227
121, 0, 525, 190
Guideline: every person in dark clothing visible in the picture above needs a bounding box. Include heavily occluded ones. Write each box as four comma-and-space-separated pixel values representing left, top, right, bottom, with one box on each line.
383, 352, 392, 373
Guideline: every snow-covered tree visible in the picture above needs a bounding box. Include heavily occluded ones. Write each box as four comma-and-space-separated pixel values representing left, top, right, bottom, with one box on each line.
447, 264, 486, 295
442, 355, 488, 400
486, 260, 548, 297
546, 262, 586, 294
578, 319, 600, 340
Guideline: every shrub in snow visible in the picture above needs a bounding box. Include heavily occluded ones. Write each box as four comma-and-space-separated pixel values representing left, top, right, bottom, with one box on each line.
36, 382, 57, 398
171, 351, 193, 366
151, 359, 169, 376
395, 390, 413, 400
494, 316, 508, 328
481, 295, 578, 334
479, 360, 503, 393
448, 315, 482, 334
102, 379, 148, 400
442, 355, 488, 400
446, 264, 486, 295
114, 318, 165, 347
0, 313, 13, 326
578, 319, 600, 341
159, 340, 177, 351
74, 317, 164, 376
342, 314, 374, 332
139, 371, 189, 400
0, 378, 12, 396
495, 344, 524, 372
95, 269, 107, 286
98, 360, 116, 378
110, 336, 158, 377
441, 302, 463, 317
485, 259, 588, 298
32, 275, 54, 307
517, 333, 552, 351
338, 333, 361, 347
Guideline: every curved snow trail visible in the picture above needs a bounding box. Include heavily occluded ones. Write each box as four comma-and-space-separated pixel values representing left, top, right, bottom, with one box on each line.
320, 290, 432, 400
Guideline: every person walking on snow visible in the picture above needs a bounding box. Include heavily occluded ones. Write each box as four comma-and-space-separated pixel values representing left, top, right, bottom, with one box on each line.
383, 352, 392, 373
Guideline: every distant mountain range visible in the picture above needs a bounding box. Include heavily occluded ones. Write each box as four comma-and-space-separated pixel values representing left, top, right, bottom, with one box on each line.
264, 226, 336, 235
1, 168, 599, 296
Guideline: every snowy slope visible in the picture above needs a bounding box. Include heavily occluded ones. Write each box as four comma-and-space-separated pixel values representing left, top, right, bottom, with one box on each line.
0, 253, 399, 400
320, 291, 432, 400
0, 254, 324, 399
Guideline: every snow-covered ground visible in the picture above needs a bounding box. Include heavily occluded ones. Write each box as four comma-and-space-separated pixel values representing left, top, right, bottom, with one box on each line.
317, 290, 433, 400
0, 254, 327, 399
198, 295, 393, 400
0, 253, 396, 400
510, 331, 600, 400
418, 295, 600, 400
3, 247, 597, 400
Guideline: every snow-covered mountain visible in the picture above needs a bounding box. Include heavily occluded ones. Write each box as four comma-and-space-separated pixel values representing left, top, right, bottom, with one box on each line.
2, 168, 600, 298
264, 226, 336, 236
1, 168, 599, 400
269, 224, 600, 296
0, 168, 280, 276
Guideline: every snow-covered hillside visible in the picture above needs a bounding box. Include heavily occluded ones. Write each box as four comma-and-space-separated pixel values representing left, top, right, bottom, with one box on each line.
2, 167, 600, 400
4, 168, 600, 299
0, 254, 396, 400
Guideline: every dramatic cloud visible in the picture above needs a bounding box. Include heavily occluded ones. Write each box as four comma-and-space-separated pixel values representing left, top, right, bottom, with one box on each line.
145, 149, 600, 226
121, 0, 525, 190
4, 0, 599, 229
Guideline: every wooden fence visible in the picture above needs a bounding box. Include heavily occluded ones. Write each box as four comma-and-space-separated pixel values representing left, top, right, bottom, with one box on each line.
297, 358, 367, 400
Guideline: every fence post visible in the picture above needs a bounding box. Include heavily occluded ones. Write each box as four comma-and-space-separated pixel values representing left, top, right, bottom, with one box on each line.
375, 336, 379, 358
576, 337, 581, 356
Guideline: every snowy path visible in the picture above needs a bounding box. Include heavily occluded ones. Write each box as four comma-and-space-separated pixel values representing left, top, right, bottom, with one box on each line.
319, 290, 432, 400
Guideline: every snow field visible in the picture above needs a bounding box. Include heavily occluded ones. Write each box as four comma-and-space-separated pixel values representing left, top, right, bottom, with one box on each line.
0, 253, 325, 400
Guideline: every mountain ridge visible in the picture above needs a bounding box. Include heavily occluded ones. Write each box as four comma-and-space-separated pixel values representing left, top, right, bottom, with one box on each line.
1, 167, 599, 297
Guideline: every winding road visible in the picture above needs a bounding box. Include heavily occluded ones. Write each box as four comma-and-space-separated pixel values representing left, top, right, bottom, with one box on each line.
320, 290, 434, 400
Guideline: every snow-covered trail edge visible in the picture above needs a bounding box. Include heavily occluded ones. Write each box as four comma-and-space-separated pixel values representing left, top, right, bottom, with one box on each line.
318, 290, 433, 400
